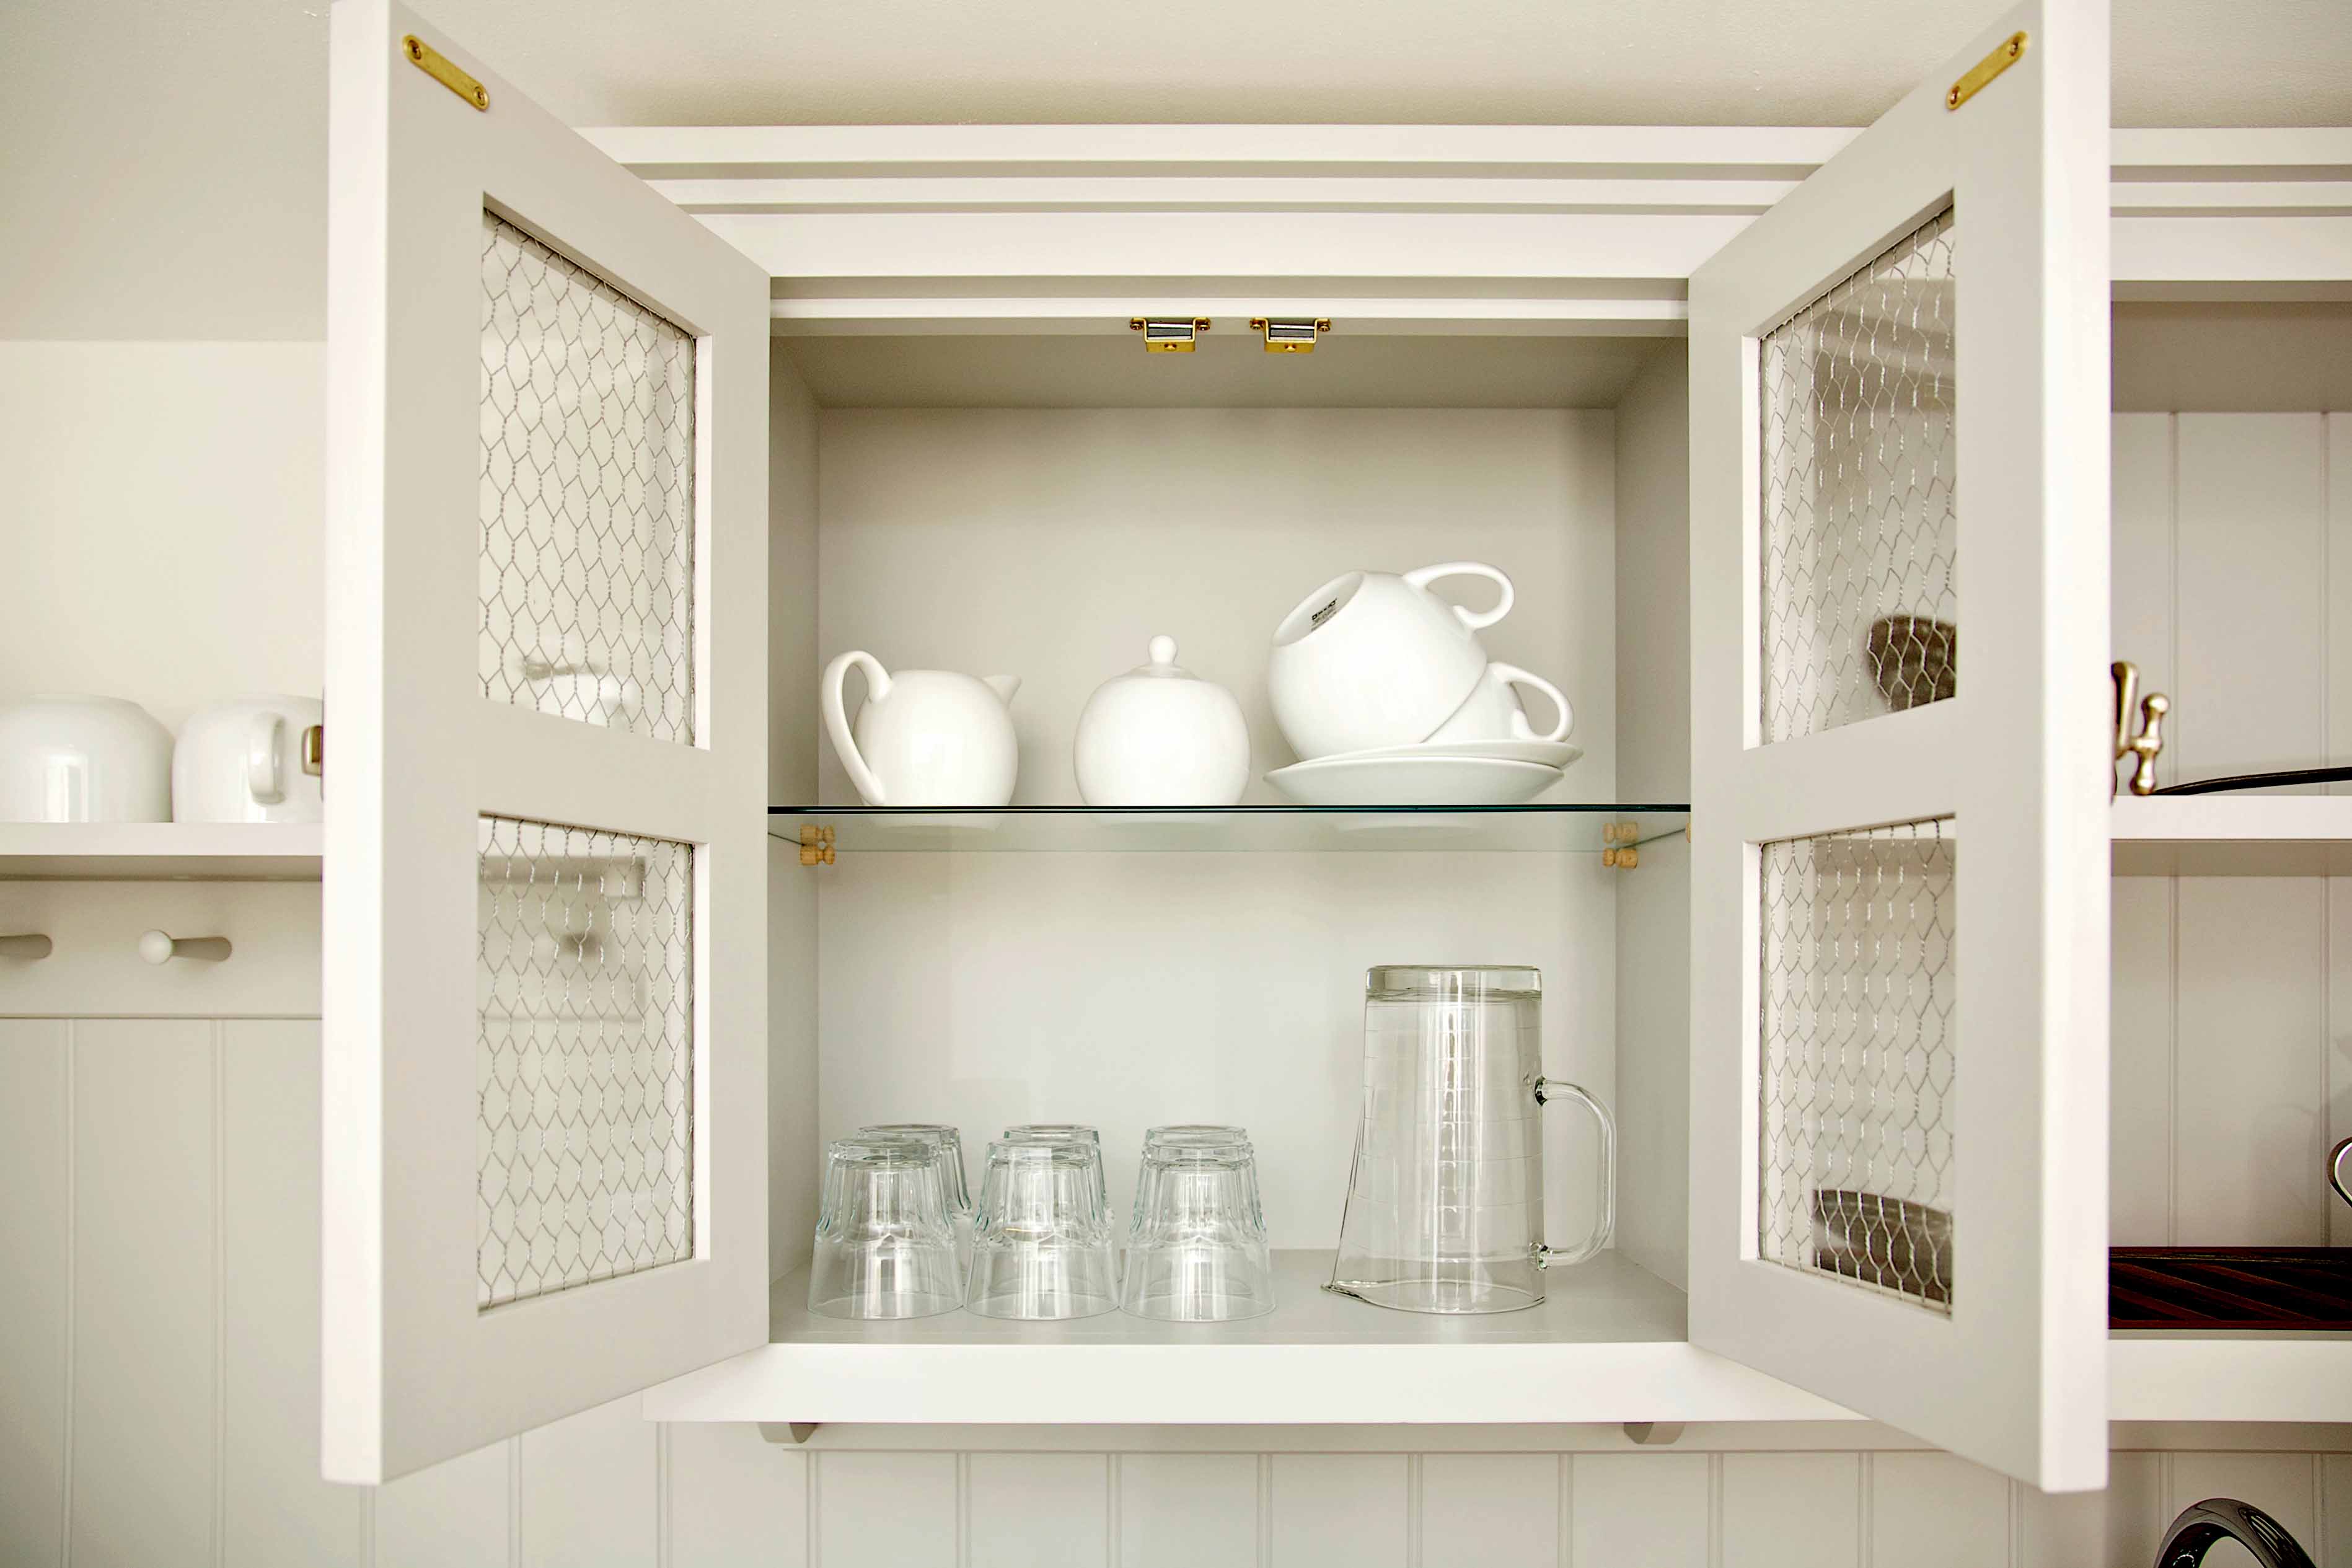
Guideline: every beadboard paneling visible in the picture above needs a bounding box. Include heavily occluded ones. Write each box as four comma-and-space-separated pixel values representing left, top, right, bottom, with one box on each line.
967, 1453, 1109, 1568
1417, 1452, 1558, 1568
1116, 1453, 1260, 1568
1270, 1453, 1407, 1568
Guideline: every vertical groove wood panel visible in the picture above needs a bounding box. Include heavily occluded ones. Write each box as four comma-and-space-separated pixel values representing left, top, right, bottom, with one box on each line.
2114, 413, 2177, 787
663, 1424, 806, 1567
2320, 1453, 2350, 1566
1718, 1453, 1860, 1568
69, 1018, 218, 1568
1115, 1453, 1258, 1568
1268, 1455, 1407, 1568
816, 1451, 957, 1567
1869, 1451, 2010, 1567
2111, 877, 2177, 1243
0, 1020, 69, 1568
222, 1020, 368, 1567
2168, 1451, 2320, 1551
966, 1453, 1108, 1568
1417, 1453, 1557, 1568
1569, 1453, 1709, 1568
518, 1397, 659, 1568
372, 1440, 509, 1568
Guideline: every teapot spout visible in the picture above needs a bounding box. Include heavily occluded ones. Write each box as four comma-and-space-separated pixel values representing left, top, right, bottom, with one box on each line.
983, 674, 1021, 705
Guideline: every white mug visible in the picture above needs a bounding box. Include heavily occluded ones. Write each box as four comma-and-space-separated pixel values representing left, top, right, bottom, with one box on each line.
174, 696, 324, 823
1267, 562, 1513, 760
1424, 662, 1574, 746
0, 695, 174, 822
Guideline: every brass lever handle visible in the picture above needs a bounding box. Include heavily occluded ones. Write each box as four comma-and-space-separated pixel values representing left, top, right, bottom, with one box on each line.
2113, 661, 2170, 797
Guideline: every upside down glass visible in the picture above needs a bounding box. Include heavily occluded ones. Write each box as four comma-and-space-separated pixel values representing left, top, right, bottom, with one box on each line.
1327, 965, 1615, 1314
808, 1132, 962, 1319
1122, 1125, 1275, 1321
966, 1137, 1120, 1319
1003, 1123, 1117, 1238
861, 1122, 976, 1267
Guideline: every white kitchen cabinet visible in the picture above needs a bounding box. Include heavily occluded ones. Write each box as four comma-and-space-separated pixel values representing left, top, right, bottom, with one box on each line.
319, 0, 2352, 1492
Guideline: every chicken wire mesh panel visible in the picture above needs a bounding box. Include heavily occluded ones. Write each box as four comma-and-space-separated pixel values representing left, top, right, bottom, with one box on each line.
1760, 207, 1957, 744
477, 816, 694, 1310
1758, 816, 1955, 1313
479, 213, 696, 744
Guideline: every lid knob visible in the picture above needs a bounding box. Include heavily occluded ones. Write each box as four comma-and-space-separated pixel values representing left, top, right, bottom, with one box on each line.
1148, 635, 1177, 666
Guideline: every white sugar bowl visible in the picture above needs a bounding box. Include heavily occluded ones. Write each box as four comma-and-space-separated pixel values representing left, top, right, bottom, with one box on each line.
1073, 636, 1251, 807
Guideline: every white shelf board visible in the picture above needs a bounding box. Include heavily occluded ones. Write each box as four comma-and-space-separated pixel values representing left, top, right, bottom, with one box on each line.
642, 1251, 1861, 1425
0, 821, 323, 881
2112, 794, 2352, 875
2109, 1333, 2352, 1422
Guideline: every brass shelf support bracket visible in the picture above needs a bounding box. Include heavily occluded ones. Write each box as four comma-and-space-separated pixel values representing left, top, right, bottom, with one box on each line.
799, 824, 837, 866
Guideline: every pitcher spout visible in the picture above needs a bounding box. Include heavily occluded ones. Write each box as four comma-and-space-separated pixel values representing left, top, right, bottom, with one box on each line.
982, 674, 1021, 705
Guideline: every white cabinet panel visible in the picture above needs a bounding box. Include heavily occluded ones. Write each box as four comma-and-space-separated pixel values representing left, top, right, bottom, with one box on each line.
2112, 413, 2175, 792
1870, 1452, 2009, 1568
224, 1022, 368, 1567
70, 1019, 216, 1568
2110, 878, 2175, 1244
967, 1453, 1108, 1568
1719, 1453, 1859, 1568
0, 1021, 68, 1568
666, 1424, 808, 1568
518, 1396, 658, 1568
1116, 1453, 1259, 1568
2325, 1455, 2352, 1567
1418, 1453, 1557, 1568
817, 1451, 958, 1567
374, 1441, 510, 1568
1571, 1453, 1709, 1568
1270, 1455, 1405, 1567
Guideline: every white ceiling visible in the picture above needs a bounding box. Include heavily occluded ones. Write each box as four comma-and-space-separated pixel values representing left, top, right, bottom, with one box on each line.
449, 0, 2352, 129
2, 0, 2345, 340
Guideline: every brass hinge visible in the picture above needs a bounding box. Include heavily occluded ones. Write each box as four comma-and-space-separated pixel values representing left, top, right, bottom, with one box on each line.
403, 33, 490, 112
1249, 317, 1331, 353
1129, 317, 1211, 353
798, 825, 836, 867
1600, 821, 1641, 870
1947, 31, 2027, 112
2113, 661, 2169, 797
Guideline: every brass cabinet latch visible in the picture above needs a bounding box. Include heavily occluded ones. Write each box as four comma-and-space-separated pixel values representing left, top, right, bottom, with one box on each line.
798, 825, 836, 866
1249, 317, 1331, 353
1130, 317, 1211, 353
2113, 661, 2169, 797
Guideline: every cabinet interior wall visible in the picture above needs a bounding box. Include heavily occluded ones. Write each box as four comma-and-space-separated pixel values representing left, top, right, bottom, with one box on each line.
2109, 302, 2352, 1250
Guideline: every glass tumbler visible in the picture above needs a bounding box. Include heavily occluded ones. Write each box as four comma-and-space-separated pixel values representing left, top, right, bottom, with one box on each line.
861, 1123, 975, 1267
807, 1132, 963, 1320
1121, 1125, 1275, 1322
966, 1139, 1120, 1320
1003, 1123, 1115, 1237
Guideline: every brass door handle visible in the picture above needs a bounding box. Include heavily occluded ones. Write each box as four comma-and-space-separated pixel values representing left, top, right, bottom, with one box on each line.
2113, 661, 2169, 797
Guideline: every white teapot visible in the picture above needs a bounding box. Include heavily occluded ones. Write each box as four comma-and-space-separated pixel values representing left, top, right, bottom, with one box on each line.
822, 651, 1021, 806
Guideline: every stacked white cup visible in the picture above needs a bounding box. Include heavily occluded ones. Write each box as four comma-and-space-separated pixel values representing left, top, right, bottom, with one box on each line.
1262, 562, 1578, 803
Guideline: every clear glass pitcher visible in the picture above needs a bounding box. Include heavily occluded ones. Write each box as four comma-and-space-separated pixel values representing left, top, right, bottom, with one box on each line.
1327, 965, 1616, 1314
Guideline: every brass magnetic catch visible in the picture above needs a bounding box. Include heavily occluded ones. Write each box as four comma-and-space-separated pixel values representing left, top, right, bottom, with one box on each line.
1249, 317, 1331, 353
1129, 317, 1212, 353
301, 723, 324, 778
798, 825, 836, 867
1947, 31, 2027, 112
402, 34, 489, 110
2113, 661, 2169, 797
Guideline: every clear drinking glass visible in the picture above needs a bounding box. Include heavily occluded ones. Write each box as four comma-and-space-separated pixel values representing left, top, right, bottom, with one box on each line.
1121, 1125, 1275, 1322
808, 1132, 963, 1320
966, 1138, 1120, 1320
1328, 965, 1615, 1315
1003, 1123, 1114, 1236
860, 1123, 975, 1267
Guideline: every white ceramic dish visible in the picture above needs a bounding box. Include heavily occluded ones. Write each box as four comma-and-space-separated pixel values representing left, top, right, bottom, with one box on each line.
1305, 738, 1585, 770
1263, 754, 1561, 806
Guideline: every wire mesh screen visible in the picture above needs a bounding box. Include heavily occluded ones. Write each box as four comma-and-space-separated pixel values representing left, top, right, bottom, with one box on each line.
479, 213, 697, 744
1760, 207, 1957, 743
1759, 816, 1955, 1313
478, 816, 694, 1310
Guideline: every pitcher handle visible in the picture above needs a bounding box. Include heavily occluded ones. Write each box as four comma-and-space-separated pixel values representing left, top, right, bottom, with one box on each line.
1532, 1077, 1616, 1267
1401, 562, 1514, 631
2331, 1135, 2352, 1210
821, 650, 893, 806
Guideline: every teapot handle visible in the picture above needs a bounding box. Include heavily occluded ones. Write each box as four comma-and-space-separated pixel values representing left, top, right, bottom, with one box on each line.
822, 650, 893, 806
1401, 562, 1514, 631
1531, 1077, 1616, 1268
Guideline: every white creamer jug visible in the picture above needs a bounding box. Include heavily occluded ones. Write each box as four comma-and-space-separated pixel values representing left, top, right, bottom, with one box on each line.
822, 651, 1020, 806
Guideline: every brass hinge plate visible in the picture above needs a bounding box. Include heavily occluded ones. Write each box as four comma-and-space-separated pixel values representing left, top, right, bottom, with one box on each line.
1947, 31, 2027, 112
1130, 317, 1211, 353
1249, 317, 1332, 354
403, 33, 489, 112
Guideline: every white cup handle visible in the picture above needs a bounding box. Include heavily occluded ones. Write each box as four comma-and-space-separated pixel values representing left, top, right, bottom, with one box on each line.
1401, 562, 1514, 631
1487, 663, 1574, 743
247, 713, 287, 804
822, 651, 893, 805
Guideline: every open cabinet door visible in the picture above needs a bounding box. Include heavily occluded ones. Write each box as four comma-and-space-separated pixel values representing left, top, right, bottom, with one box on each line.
322, 0, 769, 1482
1688, 0, 2110, 1491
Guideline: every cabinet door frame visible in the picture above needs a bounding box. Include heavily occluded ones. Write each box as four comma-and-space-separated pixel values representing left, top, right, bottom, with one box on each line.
323, 0, 770, 1484
1686, 0, 2112, 1491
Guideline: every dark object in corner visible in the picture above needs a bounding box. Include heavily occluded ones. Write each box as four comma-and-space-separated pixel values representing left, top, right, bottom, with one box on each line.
1865, 615, 1957, 711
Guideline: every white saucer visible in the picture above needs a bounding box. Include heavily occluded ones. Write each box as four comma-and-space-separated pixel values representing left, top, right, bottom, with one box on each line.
1264, 754, 1562, 806
1308, 738, 1585, 770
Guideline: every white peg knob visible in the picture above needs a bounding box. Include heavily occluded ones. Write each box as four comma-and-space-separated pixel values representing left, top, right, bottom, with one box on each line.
0, 933, 53, 960
139, 930, 232, 965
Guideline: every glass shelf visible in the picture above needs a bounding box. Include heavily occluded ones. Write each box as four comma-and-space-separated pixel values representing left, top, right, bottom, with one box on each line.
767, 804, 1690, 853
